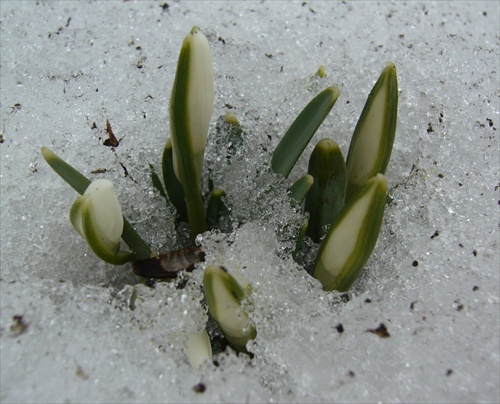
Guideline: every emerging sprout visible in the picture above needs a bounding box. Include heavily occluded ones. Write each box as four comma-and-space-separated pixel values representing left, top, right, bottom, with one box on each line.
169, 26, 214, 239
203, 266, 256, 353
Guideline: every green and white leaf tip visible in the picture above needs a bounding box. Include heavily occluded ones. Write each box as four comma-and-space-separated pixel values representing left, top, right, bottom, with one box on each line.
203, 266, 256, 353
186, 329, 212, 370
313, 174, 388, 292
315, 65, 326, 78
225, 111, 240, 126
69, 179, 133, 265
169, 26, 214, 239
346, 62, 398, 199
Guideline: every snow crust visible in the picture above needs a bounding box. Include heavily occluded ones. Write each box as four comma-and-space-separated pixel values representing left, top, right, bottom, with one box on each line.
1, 1, 499, 402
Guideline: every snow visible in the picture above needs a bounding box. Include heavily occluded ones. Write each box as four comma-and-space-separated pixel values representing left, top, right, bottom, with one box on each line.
1, 1, 499, 403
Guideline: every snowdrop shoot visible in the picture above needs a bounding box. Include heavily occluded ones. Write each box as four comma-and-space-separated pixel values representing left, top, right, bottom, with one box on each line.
203, 266, 256, 353
345, 62, 398, 198
169, 26, 214, 239
313, 174, 388, 292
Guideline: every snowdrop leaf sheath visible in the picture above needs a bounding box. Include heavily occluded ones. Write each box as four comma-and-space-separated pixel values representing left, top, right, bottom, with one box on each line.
69, 179, 133, 265
345, 62, 398, 200
289, 174, 314, 205
313, 174, 387, 291
203, 266, 256, 353
304, 139, 347, 243
271, 86, 340, 179
162, 139, 188, 222
169, 26, 214, 239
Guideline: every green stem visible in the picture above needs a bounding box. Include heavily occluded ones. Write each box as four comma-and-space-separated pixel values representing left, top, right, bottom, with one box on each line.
184, 187, 207, 240
122, 218, 151, 260
162, 140, 188, 222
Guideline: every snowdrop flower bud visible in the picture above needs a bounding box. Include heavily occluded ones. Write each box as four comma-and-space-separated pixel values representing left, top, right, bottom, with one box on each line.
203, 266, 256, 353
345, 62, 398, 199
313, 174, 387, 291
70, 179, 133, 265
170, 26, 214, 188
186, 329, 212, 370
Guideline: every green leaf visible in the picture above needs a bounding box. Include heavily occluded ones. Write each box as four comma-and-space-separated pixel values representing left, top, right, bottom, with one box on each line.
122, 218, 151, 260
271, 86, 340, 178
304, 139, 347, 243
206, 188, 227, 230
41, 146, 151, 260
346, 62, 398, 200
289, 174, 314, 205
41, 146, 91, 194
313, 174, 388, 292
149, 164, 167, 200
162, 140, 188, 222
293, 218, 309, 258
203, 266, 256, 353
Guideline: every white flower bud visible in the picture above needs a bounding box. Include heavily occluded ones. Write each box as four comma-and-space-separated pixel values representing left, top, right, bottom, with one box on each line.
70, 179, 131, 264
203, 266, 256, 353
170, 26, 214, 187
186, 329, 212, 370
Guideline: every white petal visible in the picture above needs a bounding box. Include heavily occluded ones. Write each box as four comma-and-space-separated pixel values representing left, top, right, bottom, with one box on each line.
187, 26, 214, 156
83, 179, 123, 245
186, 329, 212, 370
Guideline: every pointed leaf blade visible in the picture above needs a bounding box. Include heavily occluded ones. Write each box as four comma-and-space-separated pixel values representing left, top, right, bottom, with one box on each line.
271, 86, 340, 178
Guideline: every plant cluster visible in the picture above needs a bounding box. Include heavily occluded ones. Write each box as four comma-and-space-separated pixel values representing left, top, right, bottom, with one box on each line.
42, 27, 398, 367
